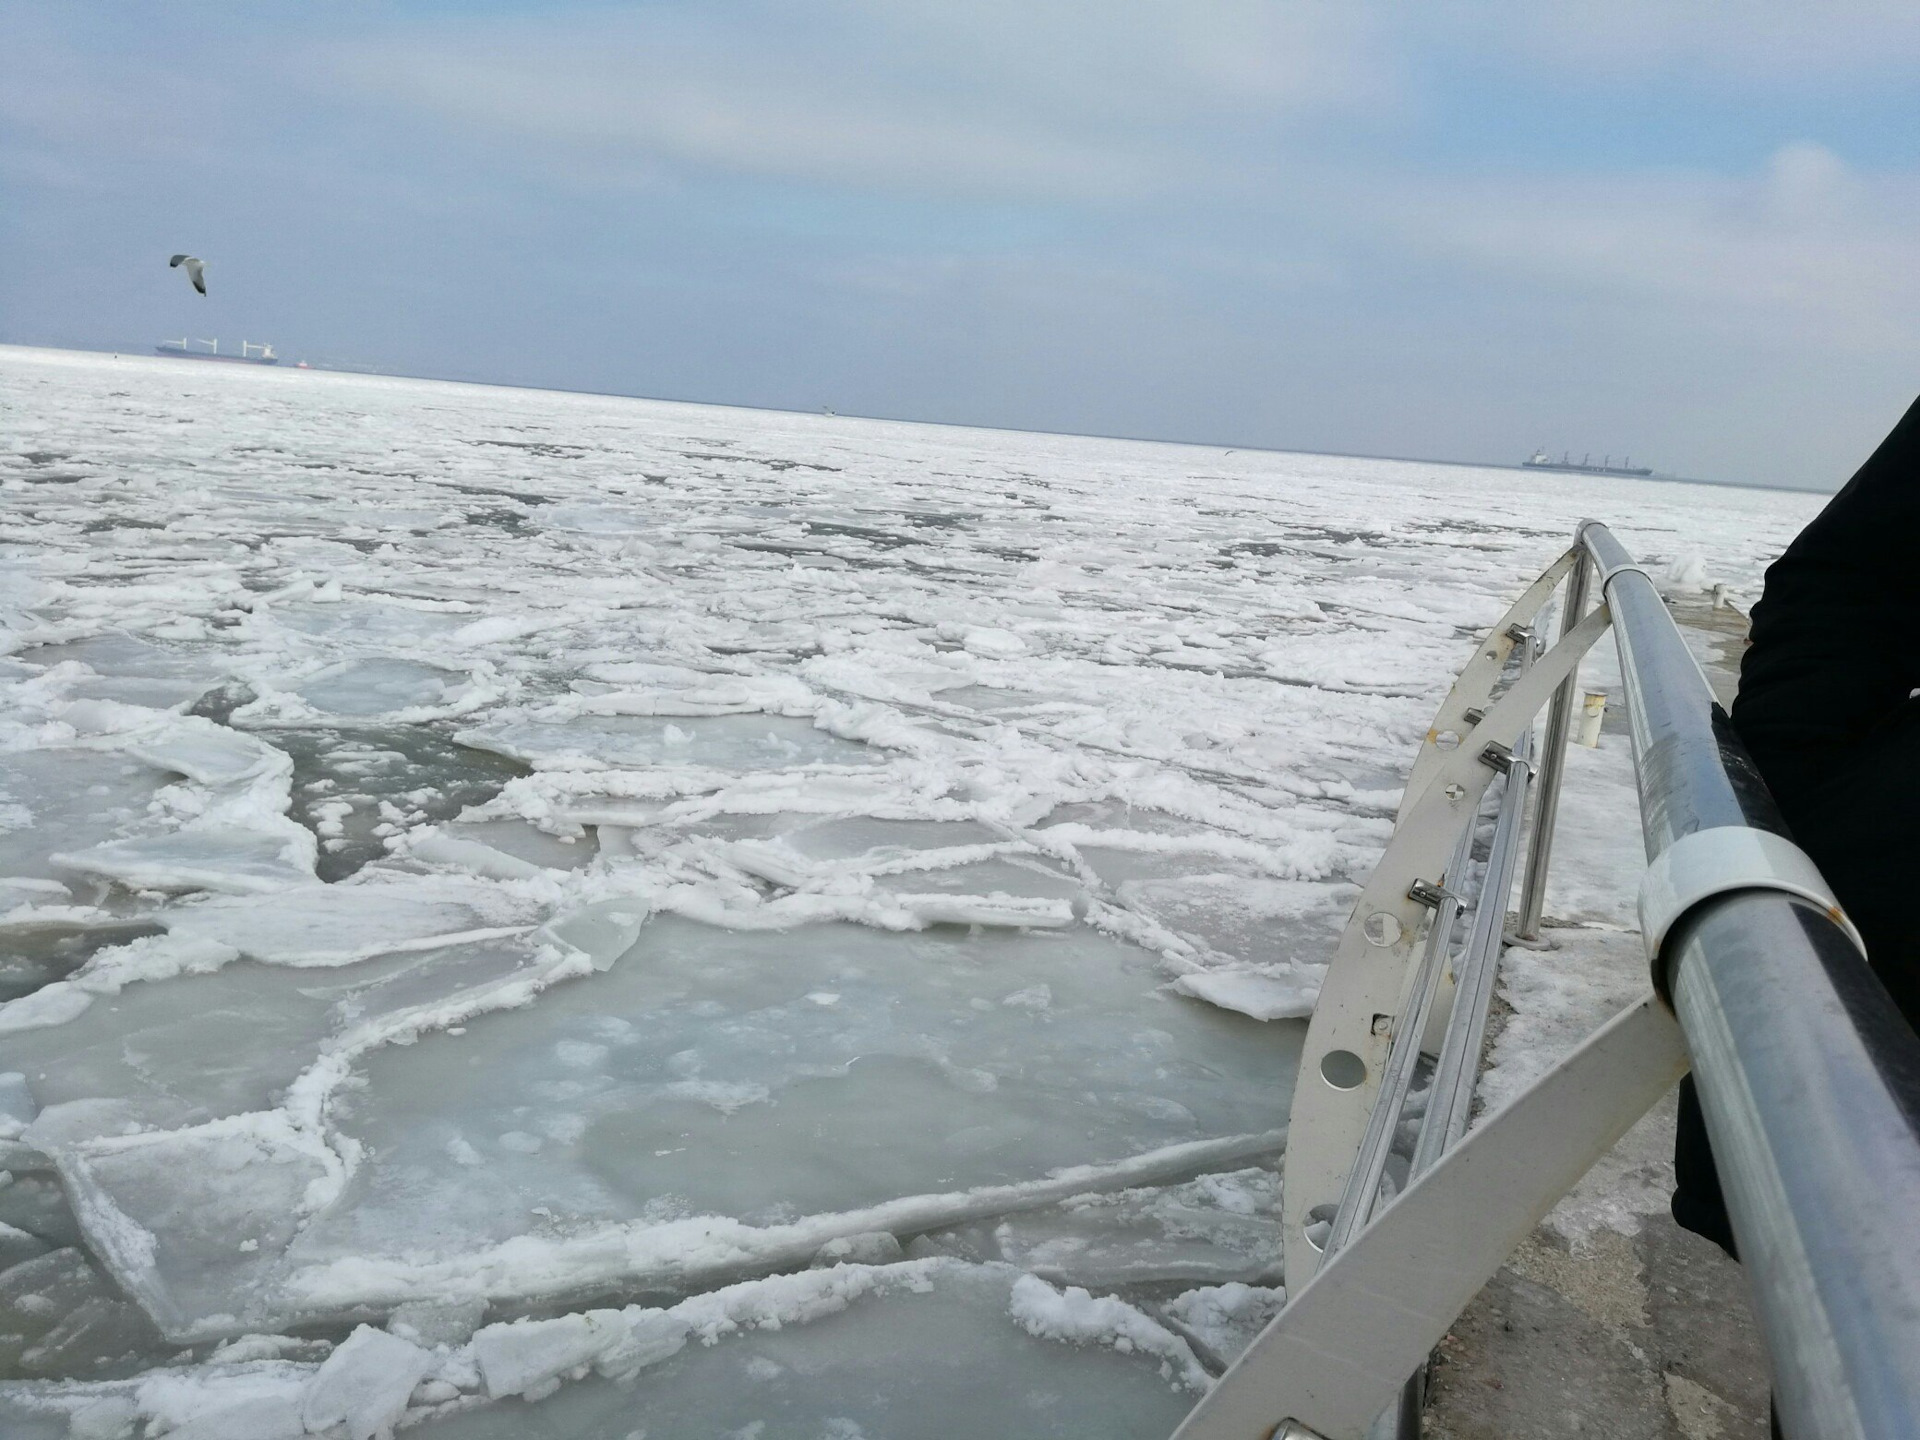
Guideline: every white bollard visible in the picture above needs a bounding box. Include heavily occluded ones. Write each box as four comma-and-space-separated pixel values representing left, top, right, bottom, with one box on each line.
1578, 691, 1607, 747
1711, 583, 1730, 610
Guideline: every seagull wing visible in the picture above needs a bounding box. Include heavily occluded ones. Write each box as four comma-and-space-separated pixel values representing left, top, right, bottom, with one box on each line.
185, 258, 206, 295
169, 254, 189, 267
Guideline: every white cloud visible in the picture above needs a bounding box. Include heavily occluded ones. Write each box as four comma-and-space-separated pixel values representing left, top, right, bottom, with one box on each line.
1376, 143, 1920, 354
325, 1, 1384, 202
1440, 0, 1920, 82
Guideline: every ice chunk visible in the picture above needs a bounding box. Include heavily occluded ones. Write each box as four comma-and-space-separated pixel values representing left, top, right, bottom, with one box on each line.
16, 1295, 165, 1379
18, 634, 225, 711
961, 627, 1028, 658
405, 831, 547, 880
0, 1248, 112, 1352
0, 1074, 39, 1136
1008, 1273, 1209, 1390
292, 657, 475, 720
138, 1375, 309, 1440
1163, 1281, 1286, 1367
810, 1232, 903, 1267
388, 1297, 486, 1349
0, 1223, 52, 1272
52, 826, 316, 896
69, 1395, 138, 1440
779, 816, 1005, 862
933, 1166, 1282, 1289
458, 711, 879, 771
160, 884, 511, 967
0, 750, 175, 884
435, 818, 598, 871
123, 720, 286, 789
472, 1309, 633, 1398
261, 596, 474, 644
413, 1262, 1198, 1438
1171, 968, 1323, 1022
300, 1325, 433, 1439
1116, 874, 1344, 967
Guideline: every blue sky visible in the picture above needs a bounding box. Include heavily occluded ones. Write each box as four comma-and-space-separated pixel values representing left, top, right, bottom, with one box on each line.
3, 2, 1917, 488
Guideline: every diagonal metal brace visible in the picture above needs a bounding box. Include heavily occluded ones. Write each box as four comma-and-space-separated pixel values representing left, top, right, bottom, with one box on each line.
1173, 994, 1688, 1440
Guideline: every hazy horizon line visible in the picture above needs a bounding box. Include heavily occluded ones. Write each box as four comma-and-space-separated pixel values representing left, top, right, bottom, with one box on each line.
7, 340, 1837, 497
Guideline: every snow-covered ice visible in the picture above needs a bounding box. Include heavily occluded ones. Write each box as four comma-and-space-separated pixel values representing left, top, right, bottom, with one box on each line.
0, 346, 1821, 1434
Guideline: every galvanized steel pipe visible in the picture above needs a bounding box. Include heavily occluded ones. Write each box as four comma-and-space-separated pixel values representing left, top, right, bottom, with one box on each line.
1576, 522, 1920, 1439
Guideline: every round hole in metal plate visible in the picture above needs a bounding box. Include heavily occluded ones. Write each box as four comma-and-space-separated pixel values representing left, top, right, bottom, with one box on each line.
1303, 1202, 1339, 1252
1363, 911, 1401, 947
1434, 729, 1462, 751
1320, 1048, 1366, 1090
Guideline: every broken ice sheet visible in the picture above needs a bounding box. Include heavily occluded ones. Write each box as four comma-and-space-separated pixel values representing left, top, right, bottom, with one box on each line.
79, 914, 1299, 1334
14, 634, 226, 712
458, 710, 882, 772
1114, 874, 1346, 967
253, 596, 476, 646
0, 750, 178, 885
920, 1166, 1283, 1289
0, 1261, 1203, 1439
413, 1260, 1201, 1440
51, 825, 316, 897
5, 923, 542, 1134
18, 931, 575, 1335
1163, 1281, 1286, 1368
275, 656, 482, 723
158, 879, 515, 965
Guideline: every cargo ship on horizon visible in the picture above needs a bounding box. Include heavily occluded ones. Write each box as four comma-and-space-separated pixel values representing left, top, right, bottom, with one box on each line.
155, 338, 282, 365
1522, 449, 1653, 477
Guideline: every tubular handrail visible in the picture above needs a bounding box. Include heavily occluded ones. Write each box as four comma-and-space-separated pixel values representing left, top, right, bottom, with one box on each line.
1173, 522, 1920, 1440
1550, 523, 1920, 1440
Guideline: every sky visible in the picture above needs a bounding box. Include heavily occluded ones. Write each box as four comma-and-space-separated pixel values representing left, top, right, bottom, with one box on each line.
3, 3, 1918, 489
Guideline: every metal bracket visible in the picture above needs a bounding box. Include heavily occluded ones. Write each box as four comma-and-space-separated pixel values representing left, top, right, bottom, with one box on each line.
1397, 548, 1579, 822
1406, 878, 1451, 910
1597, 561, 1654, 592
1281, 600, 1613, 1295
1171, 996, 1687, 1440
1639, 827, 1866, 985
1478, 740, 1516, 771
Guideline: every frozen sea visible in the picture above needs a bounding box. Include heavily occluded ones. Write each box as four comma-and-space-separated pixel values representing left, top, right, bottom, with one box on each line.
0, 346, 1822, 1438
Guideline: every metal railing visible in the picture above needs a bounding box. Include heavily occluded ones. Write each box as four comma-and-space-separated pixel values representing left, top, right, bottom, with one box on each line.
1172, 522, 1920, 1440
1554, 523, 1920, 1440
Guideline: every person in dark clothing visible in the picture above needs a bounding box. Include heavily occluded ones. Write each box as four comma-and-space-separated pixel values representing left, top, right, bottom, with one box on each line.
1670, 394, 1920, 1258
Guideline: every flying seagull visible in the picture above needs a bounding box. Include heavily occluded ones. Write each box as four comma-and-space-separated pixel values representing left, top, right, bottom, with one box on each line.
169, 254, 207, 295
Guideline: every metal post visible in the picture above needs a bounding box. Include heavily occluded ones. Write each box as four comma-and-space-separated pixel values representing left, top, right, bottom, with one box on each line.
1514, 538, 1591, 939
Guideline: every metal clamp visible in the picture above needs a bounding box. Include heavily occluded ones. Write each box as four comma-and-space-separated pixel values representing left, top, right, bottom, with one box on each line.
1638, 827, 1867, 981
1597, 561, 1654, 592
